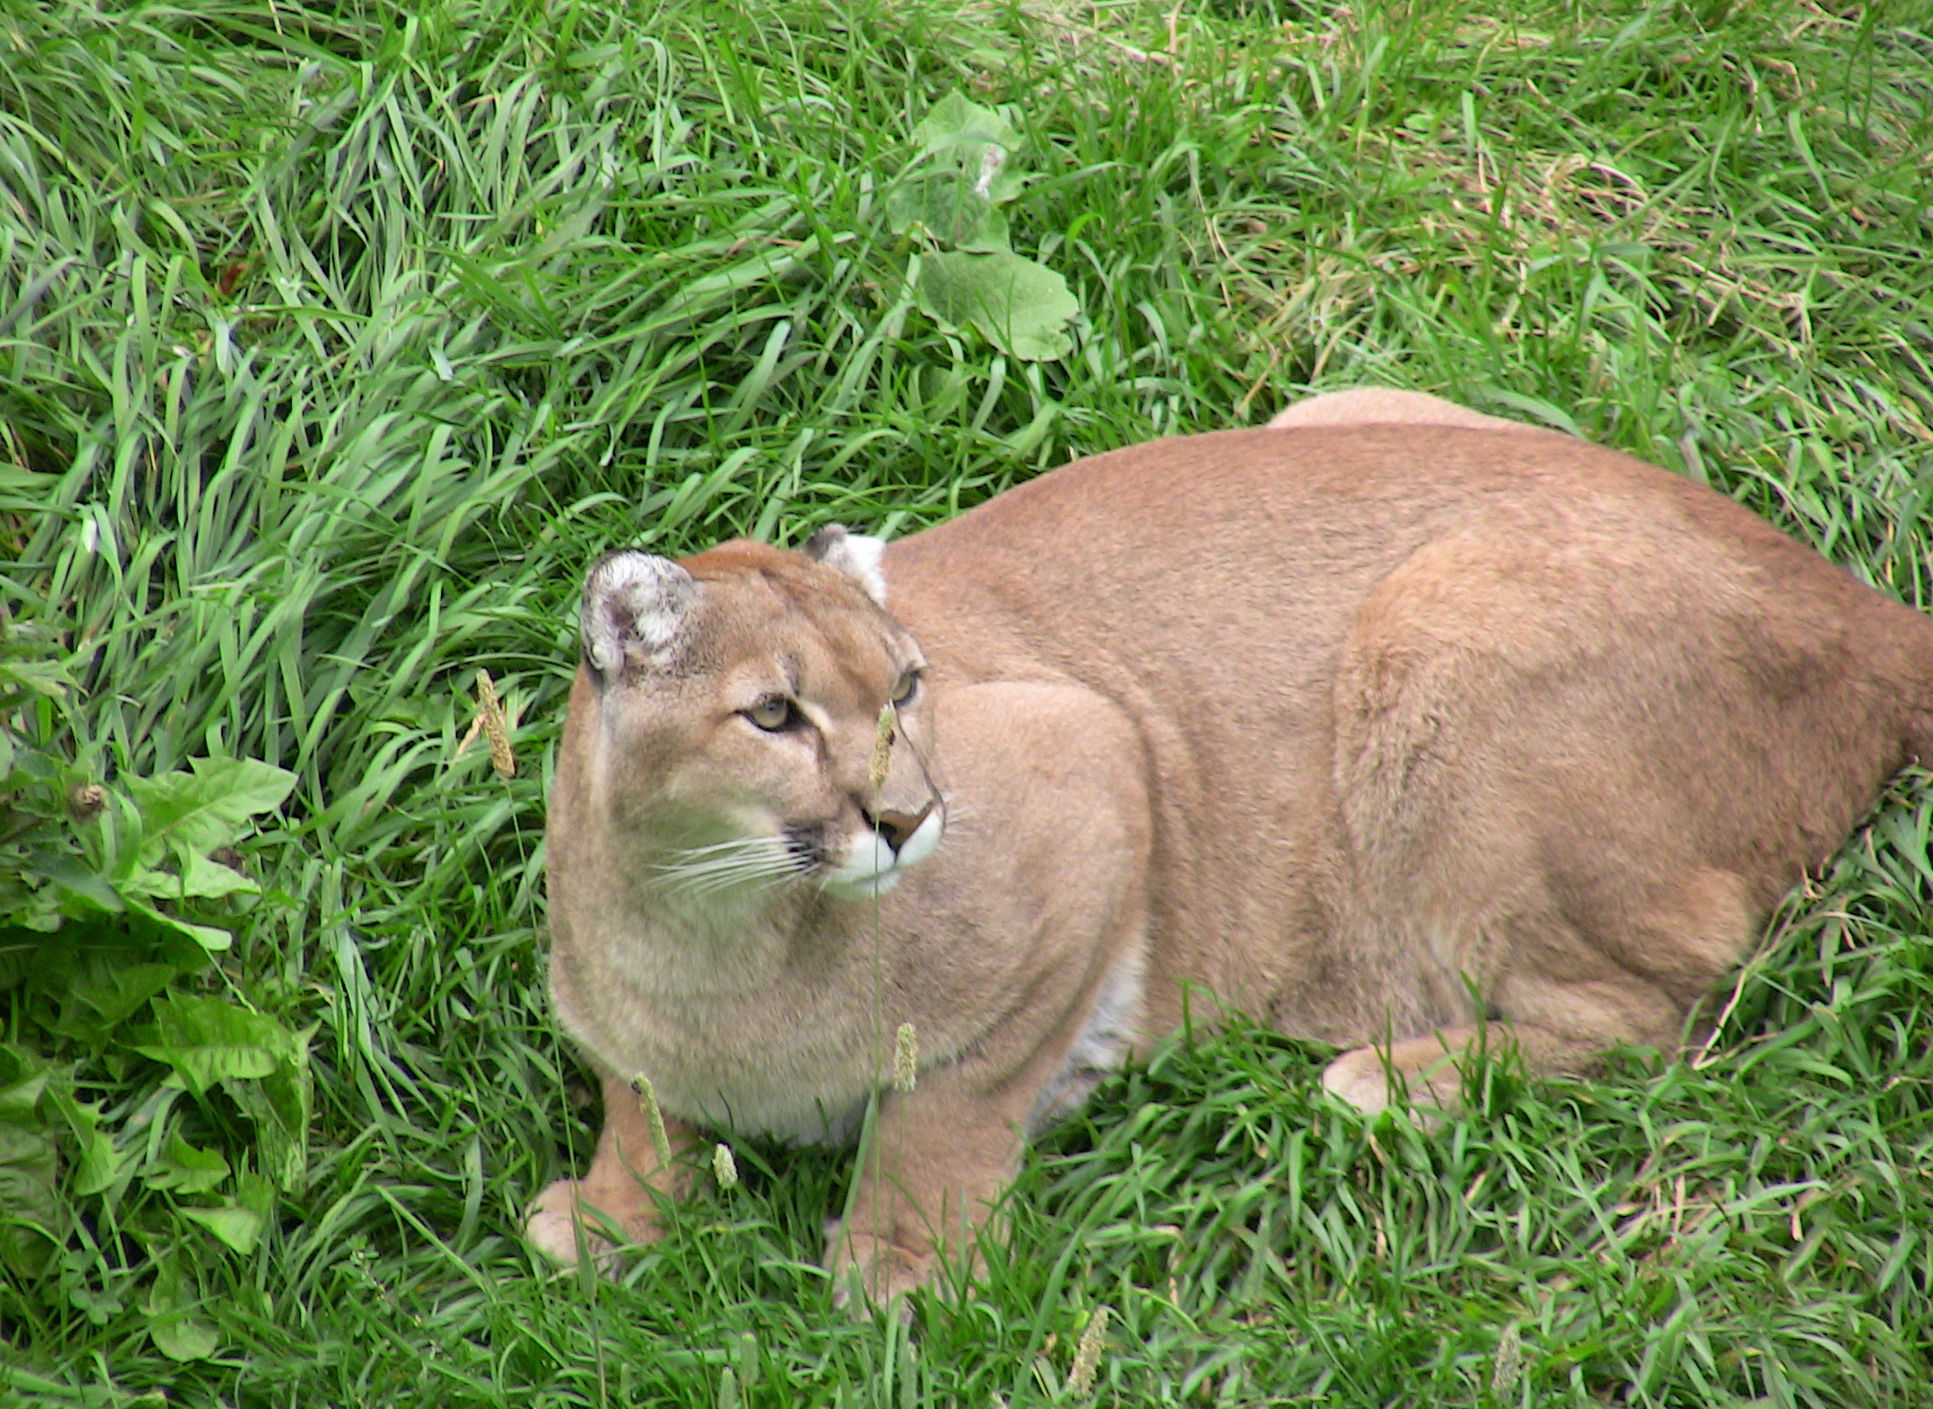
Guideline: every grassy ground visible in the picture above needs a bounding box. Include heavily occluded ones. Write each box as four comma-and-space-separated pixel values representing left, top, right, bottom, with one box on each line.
3, 0, 1931, 1403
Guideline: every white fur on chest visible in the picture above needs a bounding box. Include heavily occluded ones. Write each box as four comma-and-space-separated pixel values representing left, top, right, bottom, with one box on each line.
556, 935, 883, 1145
1027, 945, 1146, 1131
556, 908, 1147, 1147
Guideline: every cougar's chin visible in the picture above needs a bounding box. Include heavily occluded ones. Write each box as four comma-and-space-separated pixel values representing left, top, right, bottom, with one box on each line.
820, 870, 905, 902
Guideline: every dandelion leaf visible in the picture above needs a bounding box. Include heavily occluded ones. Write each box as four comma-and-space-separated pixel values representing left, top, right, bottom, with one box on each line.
911, 93, 1024, 200
916, 250, 1078, 361
123, 757, 295, 887
886, 176, 1010, 252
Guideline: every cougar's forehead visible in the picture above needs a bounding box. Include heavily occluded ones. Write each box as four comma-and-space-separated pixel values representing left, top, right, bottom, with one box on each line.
682, 541, 909, 699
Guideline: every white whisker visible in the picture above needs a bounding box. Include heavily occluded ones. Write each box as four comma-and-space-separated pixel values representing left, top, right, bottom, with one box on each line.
649, 838, 809, 896
932, 799, 977, 840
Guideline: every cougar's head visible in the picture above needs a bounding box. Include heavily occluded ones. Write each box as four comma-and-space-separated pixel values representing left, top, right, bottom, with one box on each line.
569, 526, 944, 902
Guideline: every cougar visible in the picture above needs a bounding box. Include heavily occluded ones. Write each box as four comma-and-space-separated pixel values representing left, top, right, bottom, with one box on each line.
528, 388, 1933, 1302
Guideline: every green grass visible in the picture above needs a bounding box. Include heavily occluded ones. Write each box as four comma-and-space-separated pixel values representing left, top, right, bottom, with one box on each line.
3, 0, 1931, 1403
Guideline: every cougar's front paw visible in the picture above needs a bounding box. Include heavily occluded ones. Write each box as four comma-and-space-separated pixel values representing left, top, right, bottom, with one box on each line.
1321, 1047, 1402, 1114
1322, 1037, 1466, 1118
526, 1177, 662, 1272
825, 1223, 934, 1314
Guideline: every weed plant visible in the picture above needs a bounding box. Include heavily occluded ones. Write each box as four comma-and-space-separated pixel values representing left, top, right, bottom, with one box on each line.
2, 0, 1930, 1404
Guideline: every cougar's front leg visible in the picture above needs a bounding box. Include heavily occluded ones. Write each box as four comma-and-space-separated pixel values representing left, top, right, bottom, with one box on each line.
826, 926, 1150, 1306
824, 1053, 1040, 1308
527, 1069, 697, 1270
823, 679, 1152, 1307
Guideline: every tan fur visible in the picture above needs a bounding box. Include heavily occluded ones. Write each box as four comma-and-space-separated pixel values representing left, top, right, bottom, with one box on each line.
1265, 385, 1537, 434
529, 390, 1933, 1303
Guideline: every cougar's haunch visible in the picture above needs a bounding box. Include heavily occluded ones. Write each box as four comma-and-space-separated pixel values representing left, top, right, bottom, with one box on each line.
529, 389, 1933, 1303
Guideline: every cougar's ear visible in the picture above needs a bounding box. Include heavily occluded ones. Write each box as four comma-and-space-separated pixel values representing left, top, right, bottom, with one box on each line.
580, 550, 699, 679
804, 524, 888, 607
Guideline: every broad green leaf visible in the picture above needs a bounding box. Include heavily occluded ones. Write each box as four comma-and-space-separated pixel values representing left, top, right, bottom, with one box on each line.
174, 849, 261, 900
65, 959, 177, 1027
181, 1202, 265, 1256
0, 1119, 60, 1276
230, 1030, 315, 1190
909, 93, 1025, 204
146, 1133, 231, 1194
149, 1306, 220, 1362
26, 1075, 123, 1199
0, 1066, 52, 1122
70, 1116, 121, 1198
886, 175, 1011, 253
912, 91, 1020, 154
123, 757, 295, 877
38, 857, 125, 918
183, 1171, 272, 1255
123, 897, 234, 955
136, 992, 291, 1092
145, 1259, 220, 1362
914, 250, 1079, 362
115, 865, 185, 903
67, 1280, 125, 1327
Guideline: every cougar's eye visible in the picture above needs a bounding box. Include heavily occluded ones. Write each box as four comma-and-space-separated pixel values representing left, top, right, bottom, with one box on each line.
743, 696, 796, 732
890, 669, 920, 706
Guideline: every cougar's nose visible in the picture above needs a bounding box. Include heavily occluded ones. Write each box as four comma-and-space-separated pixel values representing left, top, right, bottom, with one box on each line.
867, 800, 936, 854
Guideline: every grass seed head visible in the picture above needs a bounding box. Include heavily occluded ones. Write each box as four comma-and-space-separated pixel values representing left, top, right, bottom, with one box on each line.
1069, 1306, 1108, 1397
475, 668, 515, 777
869, 701, 895, 790
1491, 1322, 1524, 1395
631, 1073, 673, 1168
892, 1021, 918, 1091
